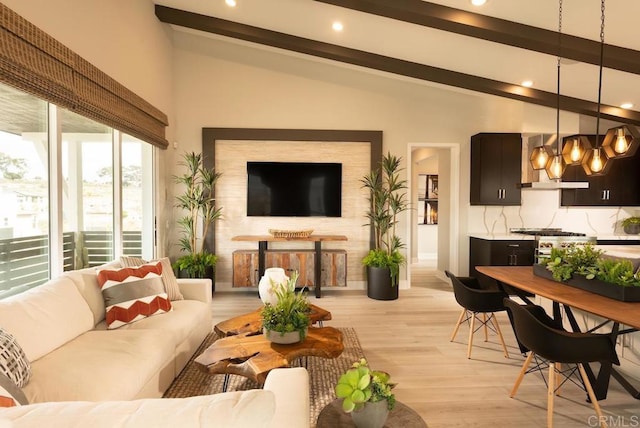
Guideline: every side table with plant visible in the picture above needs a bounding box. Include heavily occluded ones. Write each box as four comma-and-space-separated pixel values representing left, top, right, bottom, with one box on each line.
260, 272, 311, 344
335, 358, 396, 428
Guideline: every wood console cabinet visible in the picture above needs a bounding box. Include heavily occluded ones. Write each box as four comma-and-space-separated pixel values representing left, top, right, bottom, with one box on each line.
470, 133, 522, 206
232, 249, 347, 288
231, 235, 348, 297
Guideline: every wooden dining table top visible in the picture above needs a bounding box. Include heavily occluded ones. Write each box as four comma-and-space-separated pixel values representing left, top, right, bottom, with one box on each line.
476, 266, 640, 330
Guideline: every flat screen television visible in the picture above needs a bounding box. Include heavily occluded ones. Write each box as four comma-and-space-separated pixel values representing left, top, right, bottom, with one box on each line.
247, 161, 342, 217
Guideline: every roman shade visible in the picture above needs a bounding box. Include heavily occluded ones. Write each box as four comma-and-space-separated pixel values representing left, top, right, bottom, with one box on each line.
0, 3, 168, 149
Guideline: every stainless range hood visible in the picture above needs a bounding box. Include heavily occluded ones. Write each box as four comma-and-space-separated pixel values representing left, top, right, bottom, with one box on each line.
519, 134, 589, 190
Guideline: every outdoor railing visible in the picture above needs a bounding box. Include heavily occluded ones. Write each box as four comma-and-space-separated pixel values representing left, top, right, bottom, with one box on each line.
0, 231, 142, 299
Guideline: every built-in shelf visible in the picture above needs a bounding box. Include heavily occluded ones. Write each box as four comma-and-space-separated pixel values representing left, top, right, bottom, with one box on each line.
417, 174, 438, 225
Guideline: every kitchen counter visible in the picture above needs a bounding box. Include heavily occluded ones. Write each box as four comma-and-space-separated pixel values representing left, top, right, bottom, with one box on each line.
469, 233, 535, 240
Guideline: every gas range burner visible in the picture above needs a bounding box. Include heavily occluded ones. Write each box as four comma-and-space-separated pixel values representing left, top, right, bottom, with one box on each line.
509, 228, 587, 237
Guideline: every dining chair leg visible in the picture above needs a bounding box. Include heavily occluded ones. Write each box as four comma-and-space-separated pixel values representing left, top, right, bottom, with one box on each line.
547, 363, 556, 428
578, 363, 608, 428
483, 313, 488, 342
467, 312, 476, 359
510, 351, 535, 397
450, 308, 467, 341
489, 313, 509, 358
555, 363, 562, 396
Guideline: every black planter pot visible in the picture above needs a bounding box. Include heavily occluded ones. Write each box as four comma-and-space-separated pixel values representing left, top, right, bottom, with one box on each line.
177, 265, 216, 293
366, 266, 398, 300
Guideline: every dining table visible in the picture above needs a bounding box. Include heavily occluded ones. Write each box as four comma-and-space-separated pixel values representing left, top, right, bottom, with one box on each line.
475, 265, 640, 401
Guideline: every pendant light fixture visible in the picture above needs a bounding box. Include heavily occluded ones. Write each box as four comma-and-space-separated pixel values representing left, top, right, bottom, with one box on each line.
561, 135, 591, 165
544, 0, 566, 180
602, 124, 640, 159
581, 0, 611, 176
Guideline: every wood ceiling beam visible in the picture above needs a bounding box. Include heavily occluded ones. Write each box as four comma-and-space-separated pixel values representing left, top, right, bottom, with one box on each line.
314, 0, 640, 75
155, 5, 640, 125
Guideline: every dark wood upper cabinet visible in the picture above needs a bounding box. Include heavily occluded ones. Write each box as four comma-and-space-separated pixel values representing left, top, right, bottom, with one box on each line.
470, 133, 522, 206
561, 135, 640, 207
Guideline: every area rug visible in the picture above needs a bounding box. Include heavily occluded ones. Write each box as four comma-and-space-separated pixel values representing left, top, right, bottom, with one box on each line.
163, 327, 365, 427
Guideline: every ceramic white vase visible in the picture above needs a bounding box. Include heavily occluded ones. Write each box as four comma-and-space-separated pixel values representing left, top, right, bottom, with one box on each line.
263, 327, 308, 344
258, 267, 289, 305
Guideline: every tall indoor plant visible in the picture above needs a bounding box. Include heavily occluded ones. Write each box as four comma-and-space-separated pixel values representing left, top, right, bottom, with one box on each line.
173, 151, 222, 289
361, 152, 408, 300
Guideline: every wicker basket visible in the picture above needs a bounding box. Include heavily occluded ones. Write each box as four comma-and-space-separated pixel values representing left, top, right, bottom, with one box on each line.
268, 229, 314, 239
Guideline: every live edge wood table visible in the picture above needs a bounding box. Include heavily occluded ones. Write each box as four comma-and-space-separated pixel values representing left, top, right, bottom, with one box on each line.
476, 265, 640, 401
195, 305, 343, 390
232, 234, 348, 298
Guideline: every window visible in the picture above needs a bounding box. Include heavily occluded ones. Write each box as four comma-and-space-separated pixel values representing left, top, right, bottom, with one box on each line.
0, 82, 156, 298
0, 84, 49, 298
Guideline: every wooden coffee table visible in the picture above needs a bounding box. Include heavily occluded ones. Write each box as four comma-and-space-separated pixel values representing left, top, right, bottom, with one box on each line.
194, 327, 344, 386
214, 303, 332, 336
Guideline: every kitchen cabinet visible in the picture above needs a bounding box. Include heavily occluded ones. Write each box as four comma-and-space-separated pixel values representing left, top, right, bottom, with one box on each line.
470, 133, 522, 205
561, 136, 640, 206
469, 237, 535, 288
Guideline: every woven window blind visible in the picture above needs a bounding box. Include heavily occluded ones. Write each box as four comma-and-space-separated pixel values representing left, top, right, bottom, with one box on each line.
0, 3, 168, 149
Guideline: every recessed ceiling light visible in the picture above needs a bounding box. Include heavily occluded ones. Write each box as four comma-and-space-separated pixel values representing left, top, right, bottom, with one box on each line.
521, 80, 534, 88
225, 0, 236, 7
471, 0, 487, 6
620, 102, 634, 109
332, 21, 344, 32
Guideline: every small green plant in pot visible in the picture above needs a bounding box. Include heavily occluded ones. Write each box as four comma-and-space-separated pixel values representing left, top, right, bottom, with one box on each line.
335, 358, 396, 428
172, 152, 222, 284
622, 216, 640, 235
260, 272, 311, 344
361, 152, 408, 299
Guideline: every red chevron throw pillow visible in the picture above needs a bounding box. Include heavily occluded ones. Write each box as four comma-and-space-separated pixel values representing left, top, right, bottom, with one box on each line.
97, 262, 172, 329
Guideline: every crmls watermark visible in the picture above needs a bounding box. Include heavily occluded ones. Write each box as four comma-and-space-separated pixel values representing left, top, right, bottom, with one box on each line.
588, 416, 640, 427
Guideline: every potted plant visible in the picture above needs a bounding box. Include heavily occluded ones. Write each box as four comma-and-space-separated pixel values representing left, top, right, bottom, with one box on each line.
260, 272, 311, 344
173, 151, 222, 290
537, 244, 640, 301
335, 358, 396, 428
360, 152, 408, 300
622, 216, 640, 235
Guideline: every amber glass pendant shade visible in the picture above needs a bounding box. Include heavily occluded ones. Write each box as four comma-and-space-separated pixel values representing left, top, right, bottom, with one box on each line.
561, 136, 591, 165
602, 125, 640, 159
545, 154, 566, 180
582, 147, 611, 176
530, 146, 551, 170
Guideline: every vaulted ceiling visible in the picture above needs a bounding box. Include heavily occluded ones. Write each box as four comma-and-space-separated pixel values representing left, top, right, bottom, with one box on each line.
153, 0, 640, 125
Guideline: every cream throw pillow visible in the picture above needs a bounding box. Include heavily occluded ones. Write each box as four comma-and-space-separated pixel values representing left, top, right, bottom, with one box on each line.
120, 256, 184, 301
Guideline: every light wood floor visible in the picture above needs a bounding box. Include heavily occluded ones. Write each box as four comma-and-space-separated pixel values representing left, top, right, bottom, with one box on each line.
210, 264, 640, 427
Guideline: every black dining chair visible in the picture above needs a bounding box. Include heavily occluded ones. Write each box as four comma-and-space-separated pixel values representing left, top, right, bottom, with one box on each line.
503, 298, 619, 428
445, 270, 510, 359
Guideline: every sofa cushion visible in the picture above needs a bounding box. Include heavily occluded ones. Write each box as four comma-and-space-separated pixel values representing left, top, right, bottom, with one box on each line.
0, 329, 30, 389
0, 390, 275, 428
0, 277, 94, 362
97, 263, 172, 329
0, 373, 28, 407
22, 329, 175, 403
121, 256, 184, 301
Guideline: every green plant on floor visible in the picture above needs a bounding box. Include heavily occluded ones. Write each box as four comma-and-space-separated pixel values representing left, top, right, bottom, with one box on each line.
335, 358, 396, 413
360, 152, 409, 286
260, 272, 311, 338
540, 244, 640, 287
172, 151, 222, 278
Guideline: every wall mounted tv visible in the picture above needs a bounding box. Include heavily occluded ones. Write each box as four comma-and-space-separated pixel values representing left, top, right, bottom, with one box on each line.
247, 161, 342, 217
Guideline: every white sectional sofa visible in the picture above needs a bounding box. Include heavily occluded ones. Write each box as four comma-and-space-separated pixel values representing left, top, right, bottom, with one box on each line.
0, 261, 311, 427
0, 261, 212, 403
